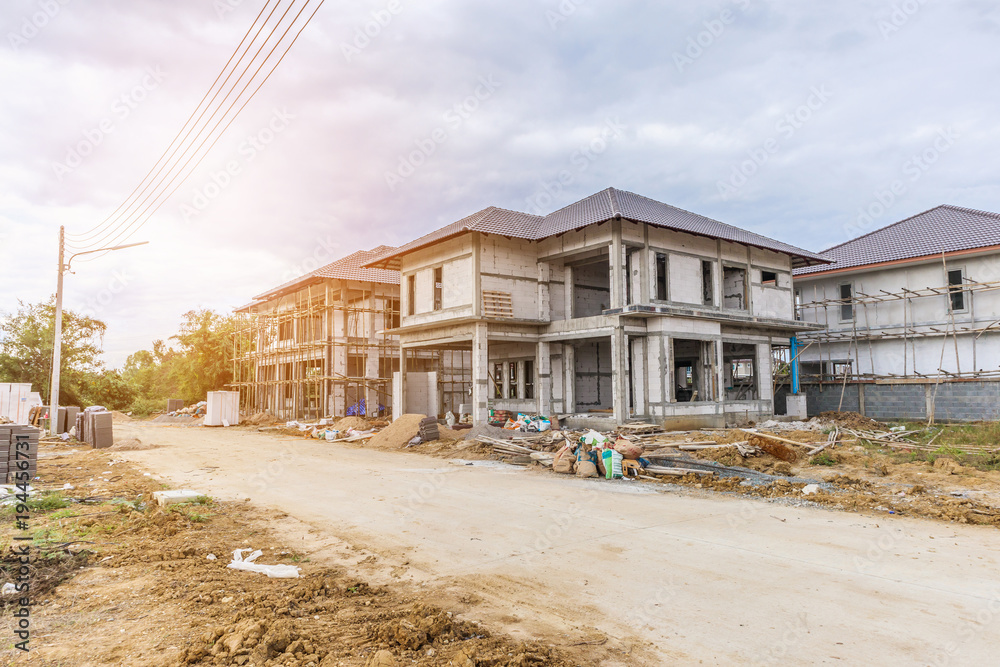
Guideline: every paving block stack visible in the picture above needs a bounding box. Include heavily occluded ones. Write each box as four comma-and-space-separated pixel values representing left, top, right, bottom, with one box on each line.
80, 407, 114, 449
166, 398, 184, 413
418, 416, 440, 442
2, 425, 40, 483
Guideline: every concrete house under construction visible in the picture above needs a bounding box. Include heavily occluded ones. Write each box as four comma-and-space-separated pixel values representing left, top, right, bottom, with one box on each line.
365, 188, 829, 427
232, 246, 408, 420
793, 204, 1000, 421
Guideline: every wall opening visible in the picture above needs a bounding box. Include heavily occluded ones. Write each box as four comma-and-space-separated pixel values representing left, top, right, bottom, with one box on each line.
574, 340, 613, 411
723, 266, 747, 310
433, 267, 443, 310
723, 342, 758, 400
573, 258, 611, 317
702, 260, 714, 306
655, 253, 667, 301
672, 338, 713, 402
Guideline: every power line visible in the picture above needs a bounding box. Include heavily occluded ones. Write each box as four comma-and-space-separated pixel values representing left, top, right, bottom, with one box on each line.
67, 0, 324, 257
65, 0, 282, 245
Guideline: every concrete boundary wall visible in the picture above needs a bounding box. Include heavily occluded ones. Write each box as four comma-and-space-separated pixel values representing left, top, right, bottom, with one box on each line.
781, 381, 1000, 422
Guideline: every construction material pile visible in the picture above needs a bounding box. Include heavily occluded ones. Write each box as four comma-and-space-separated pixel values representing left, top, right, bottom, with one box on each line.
0, 423, 39, 482
167, 401, 206, 417
77, 406, 114, 449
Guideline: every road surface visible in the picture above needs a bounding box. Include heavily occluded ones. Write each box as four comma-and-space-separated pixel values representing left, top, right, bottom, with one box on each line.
115, 422, 1000, 665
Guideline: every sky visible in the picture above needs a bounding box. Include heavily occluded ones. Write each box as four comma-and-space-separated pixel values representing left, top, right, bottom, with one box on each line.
2, 0, 999, 368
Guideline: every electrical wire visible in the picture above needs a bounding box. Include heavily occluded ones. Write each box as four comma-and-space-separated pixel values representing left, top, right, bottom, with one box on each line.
66, 0, 324, 258
67, 0, 300, 252
66, 0, 282, 247
72, 0, 324, 264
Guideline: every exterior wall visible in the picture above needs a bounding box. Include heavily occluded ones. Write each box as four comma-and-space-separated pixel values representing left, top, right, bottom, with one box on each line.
797, 251, 1000, 377
395, 224, 803, 425
401, 235, 474, 326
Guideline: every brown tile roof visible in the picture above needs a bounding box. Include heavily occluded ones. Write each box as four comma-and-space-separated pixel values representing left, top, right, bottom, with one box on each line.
794, 205, 1000, 276
365, 187, 828, 269
250, 245, 399, 302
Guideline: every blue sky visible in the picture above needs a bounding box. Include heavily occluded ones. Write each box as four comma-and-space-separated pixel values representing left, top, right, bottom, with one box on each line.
2, 0, 999, 367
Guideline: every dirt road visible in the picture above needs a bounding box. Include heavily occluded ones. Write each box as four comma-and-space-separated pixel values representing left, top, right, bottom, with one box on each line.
116, 422, 1000, 665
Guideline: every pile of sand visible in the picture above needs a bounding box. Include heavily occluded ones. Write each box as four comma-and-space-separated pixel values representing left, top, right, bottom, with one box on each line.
245, 412, 280, 426
111, 411, 133, 422
109, 437, 159, 451
366, 414, 426, 449
333, 416, 371, 431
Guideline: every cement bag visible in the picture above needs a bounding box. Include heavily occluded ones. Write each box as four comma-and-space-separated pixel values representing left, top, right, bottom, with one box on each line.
595, 448, 607, 477
575, 460, 598, 478
614, 438, 644, 460
553, 446, 576, 474
602, 449, 623, 479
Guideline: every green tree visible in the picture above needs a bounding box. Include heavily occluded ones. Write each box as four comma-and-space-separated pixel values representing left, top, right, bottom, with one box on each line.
171, 309, 237, 401
0, 297, 106, 406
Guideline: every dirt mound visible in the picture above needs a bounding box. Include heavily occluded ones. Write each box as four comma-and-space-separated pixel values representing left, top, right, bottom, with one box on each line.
367, 414, 426, 449
246, 412, 280, 426
814, 411, 881, 429
333, 416, 371, 431
111, 410, 133, 422
109, 437, 159, 451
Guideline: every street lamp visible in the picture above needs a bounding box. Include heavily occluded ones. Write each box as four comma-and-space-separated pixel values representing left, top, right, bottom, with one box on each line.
49, 226, 148, 436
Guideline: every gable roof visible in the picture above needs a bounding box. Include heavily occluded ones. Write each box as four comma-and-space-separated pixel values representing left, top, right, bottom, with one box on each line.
365, 187, 828, 270
250, 245, 399, 303
795, 205, 1000, 277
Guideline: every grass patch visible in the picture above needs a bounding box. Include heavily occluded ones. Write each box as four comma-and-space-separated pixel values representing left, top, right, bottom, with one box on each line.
809, 453, 836, 466
1, 492, 72, 517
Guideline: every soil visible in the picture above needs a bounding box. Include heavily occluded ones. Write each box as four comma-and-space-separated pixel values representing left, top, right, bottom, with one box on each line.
366, 414, 426, 450
813, 410, 881, 430
0, 447, 586, 666
332, 417, 372, 431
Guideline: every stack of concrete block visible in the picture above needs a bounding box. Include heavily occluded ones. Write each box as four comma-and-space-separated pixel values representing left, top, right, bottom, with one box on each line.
0, 424, 11, 482
4, 425, 39, 482
80, 407, 113, 449
418, 416, 439, 441
166, 398, 184, 413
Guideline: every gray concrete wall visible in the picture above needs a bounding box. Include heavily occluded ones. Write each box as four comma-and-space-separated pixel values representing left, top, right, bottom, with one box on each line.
798, 381, 1000, 422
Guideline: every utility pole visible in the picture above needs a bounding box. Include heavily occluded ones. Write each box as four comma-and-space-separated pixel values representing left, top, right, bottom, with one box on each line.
49, 226, 65, 437
47, 229, 147, 437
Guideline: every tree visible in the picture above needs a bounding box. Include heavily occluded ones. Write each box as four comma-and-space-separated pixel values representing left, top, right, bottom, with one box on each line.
122, 310, 237, 410
0, 297, 106, 406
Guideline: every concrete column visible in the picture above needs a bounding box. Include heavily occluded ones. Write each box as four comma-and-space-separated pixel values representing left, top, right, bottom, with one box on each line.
365, 288, 380, 417
714, 340, 724, 403
631, 336, 647, 417
397, 344, 407, 418
610, 219, 624, 310
564, 265, 574, 320
756, 342, 773, 401
563, 342, 576, 413
537, 263, 550, 321
536, 341, 552, 416
472, 322, 490, 426
612, 327, 628, 424
332, 309, 347, 416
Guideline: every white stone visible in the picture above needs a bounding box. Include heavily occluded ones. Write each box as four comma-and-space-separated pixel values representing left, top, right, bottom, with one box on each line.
801, 483, 820, 496
152, 489, 205, 506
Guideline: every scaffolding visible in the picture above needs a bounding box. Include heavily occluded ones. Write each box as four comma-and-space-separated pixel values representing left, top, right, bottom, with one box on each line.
794, 267, 1000, 384
230, 281, 401, 420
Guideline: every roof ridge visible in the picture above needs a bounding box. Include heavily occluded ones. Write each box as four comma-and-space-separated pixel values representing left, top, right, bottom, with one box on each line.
817, 204, 949, 254
606, 187, 621, 216
939, 203, 1000, 219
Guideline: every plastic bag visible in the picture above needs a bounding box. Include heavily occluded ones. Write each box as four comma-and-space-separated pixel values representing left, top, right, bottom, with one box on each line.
227, 548, 300, 578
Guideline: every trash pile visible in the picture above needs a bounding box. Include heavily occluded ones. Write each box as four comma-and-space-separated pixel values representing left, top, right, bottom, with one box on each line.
167, 401, 206, 417
489, 410, 552, 432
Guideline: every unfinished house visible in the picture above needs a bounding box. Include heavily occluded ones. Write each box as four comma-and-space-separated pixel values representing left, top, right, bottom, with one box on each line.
231, 247, 408, 420
794, 204, 1000, 421
365, 188, 828, 428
